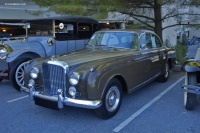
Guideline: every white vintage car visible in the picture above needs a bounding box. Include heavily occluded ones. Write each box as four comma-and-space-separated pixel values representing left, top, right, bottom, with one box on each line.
182, 48, 200, 110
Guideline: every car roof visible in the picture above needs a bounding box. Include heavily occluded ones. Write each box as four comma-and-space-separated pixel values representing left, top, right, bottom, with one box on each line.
96, 29, 155, 34
24, 16, 98, 24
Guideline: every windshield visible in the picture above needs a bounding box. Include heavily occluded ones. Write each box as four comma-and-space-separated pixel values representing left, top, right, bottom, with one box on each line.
87, 32, 138, 49
0, 24, 26, 39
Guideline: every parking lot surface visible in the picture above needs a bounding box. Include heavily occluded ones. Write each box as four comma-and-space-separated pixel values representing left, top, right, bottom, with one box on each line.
0, 69, 200, 133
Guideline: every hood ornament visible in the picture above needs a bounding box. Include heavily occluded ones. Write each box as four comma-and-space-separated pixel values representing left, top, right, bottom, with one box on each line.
50, 55, 58, 61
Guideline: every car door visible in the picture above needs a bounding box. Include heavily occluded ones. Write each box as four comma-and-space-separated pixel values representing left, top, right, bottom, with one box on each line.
148, 33, 163, 78
137, 33, 154, 83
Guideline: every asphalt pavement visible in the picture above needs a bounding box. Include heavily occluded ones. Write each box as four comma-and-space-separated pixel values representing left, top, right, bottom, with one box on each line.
0, 69, 199, 133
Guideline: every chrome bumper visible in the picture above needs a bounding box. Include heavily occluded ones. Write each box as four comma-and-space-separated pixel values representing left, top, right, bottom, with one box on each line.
182, 84, 200, 95
26, 84, 102, 109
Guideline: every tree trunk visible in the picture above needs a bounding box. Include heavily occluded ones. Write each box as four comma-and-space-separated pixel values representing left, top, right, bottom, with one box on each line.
154, 0, 163, 41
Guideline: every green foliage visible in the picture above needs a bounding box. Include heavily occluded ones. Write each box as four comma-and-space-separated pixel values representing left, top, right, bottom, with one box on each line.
28, 0, 116, 19
28, 0, 200, 41
175, 41, 188, 65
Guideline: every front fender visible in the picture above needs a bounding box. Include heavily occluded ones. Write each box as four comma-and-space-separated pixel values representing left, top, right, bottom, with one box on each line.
6, 49, 45, 63
87, 67, 124, 100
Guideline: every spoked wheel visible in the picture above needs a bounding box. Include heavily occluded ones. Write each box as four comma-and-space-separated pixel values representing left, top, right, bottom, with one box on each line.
95, 78, 122, 119
184, 73, 197, 110
10, 59, 29, 90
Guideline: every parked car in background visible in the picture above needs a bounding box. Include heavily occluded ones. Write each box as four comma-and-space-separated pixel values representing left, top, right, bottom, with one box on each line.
0, 16, 98, 90
182, 48, 200, 110
22, 29, 176, 119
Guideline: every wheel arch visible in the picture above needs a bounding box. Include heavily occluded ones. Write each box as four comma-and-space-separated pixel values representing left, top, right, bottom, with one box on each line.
99, 74, 128, 99
8, 52, 40, 90
9, 52, 40, 66
167, 58, 172, 69
114, 75, 128, 93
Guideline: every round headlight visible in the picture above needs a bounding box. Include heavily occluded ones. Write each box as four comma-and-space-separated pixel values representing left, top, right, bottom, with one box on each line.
30, 67, 39, 79
0, 48, 7, 59
69, 72, 80, 86
0, 48, 7, 53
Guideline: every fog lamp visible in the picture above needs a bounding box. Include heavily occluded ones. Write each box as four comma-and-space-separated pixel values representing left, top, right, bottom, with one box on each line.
69, 86, 76, 97
30, 67, 39, 79
29, 79, 35, 86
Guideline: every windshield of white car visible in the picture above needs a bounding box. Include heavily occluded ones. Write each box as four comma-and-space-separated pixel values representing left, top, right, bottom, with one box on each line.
87, 32, 138, 49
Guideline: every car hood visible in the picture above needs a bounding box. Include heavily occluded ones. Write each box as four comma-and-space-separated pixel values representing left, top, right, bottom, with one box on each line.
4, 36, 49, 50
6, 41, 34, 51
43, 47, 134, 67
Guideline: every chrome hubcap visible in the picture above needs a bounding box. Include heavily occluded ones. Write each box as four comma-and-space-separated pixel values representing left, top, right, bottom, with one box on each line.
15, 61, 28, 87
106, 86, 120, 112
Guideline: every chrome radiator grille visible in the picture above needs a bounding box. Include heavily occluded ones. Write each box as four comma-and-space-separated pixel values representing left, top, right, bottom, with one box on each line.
42, 63, 66, 96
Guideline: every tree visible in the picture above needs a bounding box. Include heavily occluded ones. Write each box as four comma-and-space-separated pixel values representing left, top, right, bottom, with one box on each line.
29, 0, 200, 40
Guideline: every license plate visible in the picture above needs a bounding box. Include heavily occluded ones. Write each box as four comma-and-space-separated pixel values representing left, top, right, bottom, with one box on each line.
35, 97, 59, 110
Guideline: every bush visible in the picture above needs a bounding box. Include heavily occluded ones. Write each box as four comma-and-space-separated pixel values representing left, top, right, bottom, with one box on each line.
175, 40, 188, 64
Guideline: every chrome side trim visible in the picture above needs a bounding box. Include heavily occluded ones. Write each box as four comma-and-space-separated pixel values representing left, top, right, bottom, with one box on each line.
129, 73, 160, 93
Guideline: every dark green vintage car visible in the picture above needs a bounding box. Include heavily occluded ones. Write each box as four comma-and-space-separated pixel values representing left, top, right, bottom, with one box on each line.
22, 29, 176, 119
182, 48, 200, 110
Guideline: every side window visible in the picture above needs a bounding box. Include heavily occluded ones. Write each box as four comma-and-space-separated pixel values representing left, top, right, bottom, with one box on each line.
155, 36, 162, 48
139, 33, 145, 46
55, 23, 76, 41
151, 34, 162, 48
151, 34, 157, 48
77, 24, 92, 39
145, 34, 152, 48
139, 33, 152, 49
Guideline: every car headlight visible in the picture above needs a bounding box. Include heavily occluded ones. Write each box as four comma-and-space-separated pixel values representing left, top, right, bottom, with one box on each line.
0, 48, 7, 59
69, 72, 80, 86
30, 67, 39, 79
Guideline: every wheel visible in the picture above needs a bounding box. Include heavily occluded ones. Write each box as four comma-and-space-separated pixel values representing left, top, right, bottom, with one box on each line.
9, 59, 29, 90
0, 78, 3, 83
95, 78, 122, 119
158, 62, 169, 83
184, 73, 197, 110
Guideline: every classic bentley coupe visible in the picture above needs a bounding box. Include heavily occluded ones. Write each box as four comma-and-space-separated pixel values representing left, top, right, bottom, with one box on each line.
182, 48, 200, 110
22, 29, 176, 119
